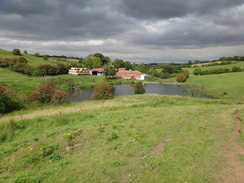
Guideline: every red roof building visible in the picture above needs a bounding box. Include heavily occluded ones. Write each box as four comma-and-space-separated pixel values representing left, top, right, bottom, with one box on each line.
116, 68, 141, 80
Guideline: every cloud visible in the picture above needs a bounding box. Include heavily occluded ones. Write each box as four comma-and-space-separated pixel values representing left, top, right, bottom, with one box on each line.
0, 0, 244, 62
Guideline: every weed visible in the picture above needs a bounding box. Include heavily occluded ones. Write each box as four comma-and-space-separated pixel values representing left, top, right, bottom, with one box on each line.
107, 132, 119, 141
48, 153, 62, 161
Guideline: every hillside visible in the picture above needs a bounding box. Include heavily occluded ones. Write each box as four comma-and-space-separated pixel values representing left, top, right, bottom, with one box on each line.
0, 95, 244, 182
0, 49, 79, 66
1, 48, 244, 182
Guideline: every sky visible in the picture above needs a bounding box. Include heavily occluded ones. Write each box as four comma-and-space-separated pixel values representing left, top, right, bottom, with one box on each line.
0, 0, 244, 63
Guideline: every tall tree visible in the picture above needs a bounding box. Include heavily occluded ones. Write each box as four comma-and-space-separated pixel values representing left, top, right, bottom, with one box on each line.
103, 64, 116, 78
112, 59, 125, 69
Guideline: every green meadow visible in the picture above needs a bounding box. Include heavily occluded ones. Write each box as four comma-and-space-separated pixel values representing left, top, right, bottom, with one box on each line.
185, 62, 244, 75
0, 49, 79, 66
0, 50, 244, 182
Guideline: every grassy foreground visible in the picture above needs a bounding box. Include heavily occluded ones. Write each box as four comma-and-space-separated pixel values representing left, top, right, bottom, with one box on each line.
0, 95, 244, 183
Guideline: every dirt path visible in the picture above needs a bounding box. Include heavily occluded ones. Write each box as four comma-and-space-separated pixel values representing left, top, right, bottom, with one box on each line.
221, 111, 244, 183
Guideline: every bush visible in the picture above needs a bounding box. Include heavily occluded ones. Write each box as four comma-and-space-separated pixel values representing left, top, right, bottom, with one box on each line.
231, 66, 242, 72
176, 70, 189, 82
133, 81, 145, 94
28, 82, 68, 104
193, 68, 201, 75
12, 49, 21, 55
92, 82, 113, 100
43, 55, 49, 61
0, 85, 23, 113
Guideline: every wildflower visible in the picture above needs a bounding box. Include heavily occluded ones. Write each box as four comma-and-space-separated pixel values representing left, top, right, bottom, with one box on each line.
205, 120, 208, 123
59, 110, 62, 114
28, 146, 33, 151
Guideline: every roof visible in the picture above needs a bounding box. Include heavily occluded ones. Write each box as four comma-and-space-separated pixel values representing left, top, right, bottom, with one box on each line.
91, 68, 104, 72
116, 70, 141, 74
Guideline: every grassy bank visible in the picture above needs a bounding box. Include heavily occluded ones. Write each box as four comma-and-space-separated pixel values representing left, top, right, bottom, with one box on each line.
186, 72, 244, 102
0, 95, 243, 182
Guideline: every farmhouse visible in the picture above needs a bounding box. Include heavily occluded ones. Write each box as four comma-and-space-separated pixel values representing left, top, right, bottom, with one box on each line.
116, 68, 141, 80
68, 67, 90, 75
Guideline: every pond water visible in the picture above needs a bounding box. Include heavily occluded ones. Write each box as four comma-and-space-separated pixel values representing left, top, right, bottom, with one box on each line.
67, 83, 192, 103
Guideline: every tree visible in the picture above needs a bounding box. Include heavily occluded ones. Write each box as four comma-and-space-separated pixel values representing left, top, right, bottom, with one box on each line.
103, 64, 116, 78
92, 57, 102, 68
193, 68, 202, 75
43, 55, 49, 61
133, 82, 145, 94
124, 61, 132, 70
34, 53, 40, 57
12, 49, 21, 55
93, 53, 110, 65
24, 50, 28, 54
113, 59, 125, 69
92, 82, 113, 100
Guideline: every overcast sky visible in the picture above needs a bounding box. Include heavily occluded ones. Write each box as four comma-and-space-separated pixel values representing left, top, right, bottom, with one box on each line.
0, 0, 244, 63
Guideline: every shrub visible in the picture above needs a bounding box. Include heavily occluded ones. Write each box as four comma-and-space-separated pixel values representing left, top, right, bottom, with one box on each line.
176, 73, 188, 82
92, 82, 113, 100
0, 85, 23, 113
231, 66, 242, 72
12, 49, 21, 55
29, 82, 68, 104
133, 81, 145, 94
51, 89, 68, 104
43, 55, 49, 60
193, 68, 201, 75
176, 70, 189, 82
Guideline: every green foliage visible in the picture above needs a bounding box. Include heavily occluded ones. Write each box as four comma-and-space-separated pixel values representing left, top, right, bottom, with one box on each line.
133, 81, 145, 94
43, 55, 49, 61
112, 59, 125, 69
107, 132, 119, 141
24, 50, 28, 54
0, 85, 23, 113
193, 68, 202, 75
103, 64, 116, 78
92, 82, 113, 100
231, 66, 242, 72
34, 53, 40, 57
12, 49, 21, 56
162, 64, 182, 74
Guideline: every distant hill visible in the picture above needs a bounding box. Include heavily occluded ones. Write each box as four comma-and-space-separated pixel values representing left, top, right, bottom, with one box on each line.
0, 49, 79, 66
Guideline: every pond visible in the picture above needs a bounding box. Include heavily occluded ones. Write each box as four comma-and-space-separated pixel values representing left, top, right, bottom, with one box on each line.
67, 83, 193, 103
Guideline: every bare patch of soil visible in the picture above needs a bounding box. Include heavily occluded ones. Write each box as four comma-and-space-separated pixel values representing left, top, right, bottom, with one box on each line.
221, 111, 244, 183
150, 138, 171, 156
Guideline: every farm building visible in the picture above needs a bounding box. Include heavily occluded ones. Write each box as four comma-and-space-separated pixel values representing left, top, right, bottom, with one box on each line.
68, 67, 90, 75
116, 68, 141, 80
90, 68, 104, 76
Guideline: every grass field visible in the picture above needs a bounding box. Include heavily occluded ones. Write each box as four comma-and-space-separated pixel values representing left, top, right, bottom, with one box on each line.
0, 49, 79, 66
1, 48, 244, 182
0, 95, 243, 183
185, 62, 244, 74
186, 72, 244, 102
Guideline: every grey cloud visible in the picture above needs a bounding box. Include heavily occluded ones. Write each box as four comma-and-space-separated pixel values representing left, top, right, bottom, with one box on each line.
119, 0, 244, 19
0, 0, 244, 62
